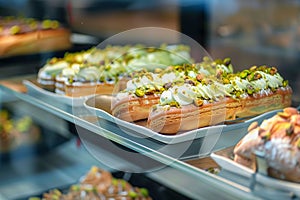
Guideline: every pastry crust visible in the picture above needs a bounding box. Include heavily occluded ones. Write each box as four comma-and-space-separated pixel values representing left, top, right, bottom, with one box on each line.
65, 82, 116, 97
112, 94, 160, 122
147, 87, 292, 134
0, 28, 71, 57
233, 107, 300, 182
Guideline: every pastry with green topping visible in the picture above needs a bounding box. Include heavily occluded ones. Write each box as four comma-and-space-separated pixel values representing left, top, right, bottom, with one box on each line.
31, 166, 152, 200
0, 16, 71, 57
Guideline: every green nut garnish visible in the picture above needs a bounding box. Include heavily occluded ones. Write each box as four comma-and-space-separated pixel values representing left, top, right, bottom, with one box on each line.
140, 188, 149, 197
223, 57, 231, 66
51, 20, 60, 29
247, 73, 254, 81
223, 78, 230, 84
71, 184, 80, 191
169, 101, 180, 107
112, 178, 118, 186
42, 19, 52, 29
235, 91, 241, 98
239, 70, 250, 79
250, 65, 257, 71
286, 124, 294, 136
129, 191, 138, 198
10, 25, 21, 34
247, 88, 254, 95
29, 21, 38, 30
283, 80, 289, 87
135, 88, 145, 97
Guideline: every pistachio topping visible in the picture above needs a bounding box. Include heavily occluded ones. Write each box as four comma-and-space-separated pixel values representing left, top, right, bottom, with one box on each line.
10, 25, 21, 34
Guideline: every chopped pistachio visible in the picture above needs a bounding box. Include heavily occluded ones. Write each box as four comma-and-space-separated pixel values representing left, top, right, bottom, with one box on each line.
286, 124, 294, 136
169, 101, 180, 107
239, 70, 250, 79
42, 19, 52, 29
254, 72, 262, 80
223, 78, 230, 84
283, 80, 289, 87
247, 73, 254, 81
235, 91, 241, 98
250, 65, 257, 71
223, 57, 231, 66
269, 67, 278, 75
71, 184, 80, 191
10, 25, 21, 34
247, 88, 254, 95
194, 99, 203, 106
51, 20, 60, 29
129, 191, 138, 198
135, 88, 145, 97
140, 188, 149, 197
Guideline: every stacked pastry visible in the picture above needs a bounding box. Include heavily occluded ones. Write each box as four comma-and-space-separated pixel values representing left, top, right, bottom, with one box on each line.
112, 59, 292, 134
37, 44, 193, 97
31, 166, 151, 200
0, 16, 71, 57
234, 107, 300, 182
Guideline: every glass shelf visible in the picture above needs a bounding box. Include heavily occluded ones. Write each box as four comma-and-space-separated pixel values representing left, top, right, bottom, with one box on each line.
0, 75, 260, 200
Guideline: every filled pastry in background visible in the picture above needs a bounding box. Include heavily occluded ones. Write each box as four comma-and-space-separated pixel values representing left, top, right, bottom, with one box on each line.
30, 166, 152, 200
234, 107, 300, 182
0, 16, 71, 57
37, 44, 193, 97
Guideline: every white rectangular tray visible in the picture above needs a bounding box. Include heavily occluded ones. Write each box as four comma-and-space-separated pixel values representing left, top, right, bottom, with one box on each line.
23, 80, 93, 107
84, 95, 280, 145
211, 148, 300, 197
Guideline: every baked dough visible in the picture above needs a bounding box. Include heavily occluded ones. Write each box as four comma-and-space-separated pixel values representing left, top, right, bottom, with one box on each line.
112, 64, 292, 135
0, 17, 71, 57
234, 107, 300, 182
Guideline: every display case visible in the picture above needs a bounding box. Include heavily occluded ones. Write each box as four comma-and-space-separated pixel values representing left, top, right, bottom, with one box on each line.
0, 1, 300, 200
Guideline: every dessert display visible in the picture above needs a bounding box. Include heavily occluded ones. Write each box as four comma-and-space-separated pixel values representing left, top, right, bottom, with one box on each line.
30, 166, 152, 200
0, 16, 71, 57
112, 60, 292, 134
0, 109, 40, 152
37, 44, 193, 97
233, 107, 300, 183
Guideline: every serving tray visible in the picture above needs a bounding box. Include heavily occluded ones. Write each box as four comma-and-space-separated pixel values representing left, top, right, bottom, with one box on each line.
82, 95, 285, 159
211, 148, 300, 197
84, 95, 282, 144
23, 80, 93, 107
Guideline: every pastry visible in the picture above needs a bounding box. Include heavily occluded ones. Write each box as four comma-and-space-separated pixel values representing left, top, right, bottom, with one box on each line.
234, 107, 300, 182
112, 62, 292, 134
31, 166, 152, 200
147, 65, 292, 134
112, 58, 234, 122
37, 57, 70, 92
37, 44, 193, 97
0, 16, 71, 57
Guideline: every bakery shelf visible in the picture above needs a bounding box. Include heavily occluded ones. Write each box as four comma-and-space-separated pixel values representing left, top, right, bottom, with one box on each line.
0, 75, 263, 200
